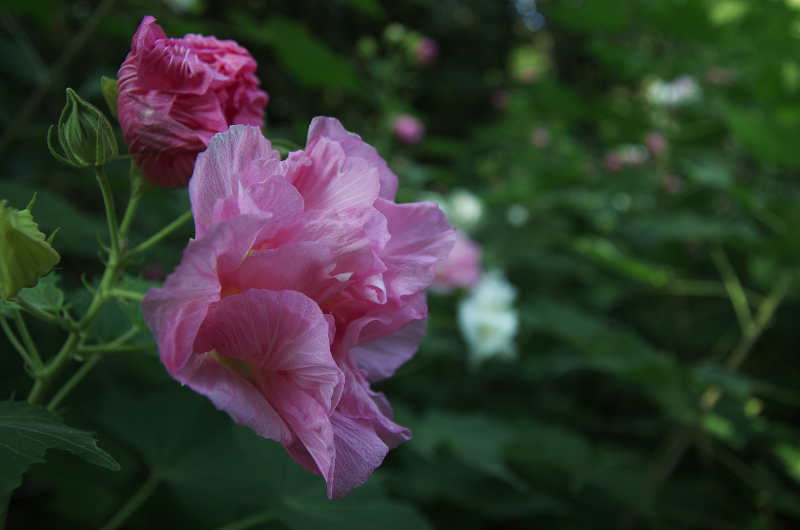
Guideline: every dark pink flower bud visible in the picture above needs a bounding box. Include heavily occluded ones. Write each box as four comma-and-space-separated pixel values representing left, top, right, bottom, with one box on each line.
117, 16, 268, 188
415, 37, 439, 67
392, 114, 425, 145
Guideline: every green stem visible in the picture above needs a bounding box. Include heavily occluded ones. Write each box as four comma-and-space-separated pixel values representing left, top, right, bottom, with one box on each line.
665, 279, 764, 308
47, 354, 101, 411
12, 310, 43, 371
95, 165, 121, 258
709, 245, 754, 336
0, 316, 35, 371
0, 0, 117, 156
128, 210, 192, 257
650, 268, 796, 487
213, 510, 276, 530
108, 289, 145, 302
27, 333, 79, 405
118, 192, 142, 240
12, 295, 77, 332
99, 473, 161, 530
77, 343, 155, 354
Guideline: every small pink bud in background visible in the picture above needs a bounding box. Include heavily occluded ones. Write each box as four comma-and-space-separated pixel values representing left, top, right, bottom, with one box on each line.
530, 127, 552, 148
705, 66, 737, 87
415, 37, 439, 67
603, 152, 622, 172
392, 114, 425, 145
645, 131, 668, 159
431, 231, 483, 292
491, 89, 510, 109
661, 174, 684, 195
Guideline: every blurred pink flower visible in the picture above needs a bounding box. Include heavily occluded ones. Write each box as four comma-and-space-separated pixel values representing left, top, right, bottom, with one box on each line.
645, 131, 668, 159
392, 114, 425, 145
431, 231, 482, 292
415, 37, 439, 67
491, 89, 510, 109
117, 16, 268, 188
603, 152, 622, 172
530, 127, 552, 148
142, 118, 455, 498
705, 66, 737, 87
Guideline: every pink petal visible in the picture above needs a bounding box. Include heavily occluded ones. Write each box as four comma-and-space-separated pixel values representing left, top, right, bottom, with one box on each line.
270, 210, 375, 278
285, 138, 380, 213
376, 198, 456, 297
236, 242, 343, 304
189, 125, 283, 236
350, 318, 427, 382
193, 289, 343, 413
305, 117, 400, 201
142, 214, 270, 372
175, 352, 293, 444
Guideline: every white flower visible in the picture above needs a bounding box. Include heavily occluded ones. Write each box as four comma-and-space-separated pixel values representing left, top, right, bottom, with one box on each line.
645, 75, 701, 106
458, 270, 519, 367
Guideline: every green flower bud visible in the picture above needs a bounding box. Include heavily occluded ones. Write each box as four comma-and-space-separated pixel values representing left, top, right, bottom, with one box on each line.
47, 88, 118, 167
0, 197, 60, 300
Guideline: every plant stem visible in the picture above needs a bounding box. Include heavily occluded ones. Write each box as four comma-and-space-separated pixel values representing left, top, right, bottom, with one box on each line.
12, 310, 43, 371
709, 245, 753, 335
650, 268, 796, 485
213, 510, 276, 530
0, 316, 35, 370
665, 279, 764, 307
128, 210, 192, 257
0, 0, 117, 156
12, 295, 77, 332
78, 343, 155, 354
95, 165, 121, 258
46, 354, 100, 411
99, 473, 161, 530
108, 289, 145, 302
118, 192, 142, 240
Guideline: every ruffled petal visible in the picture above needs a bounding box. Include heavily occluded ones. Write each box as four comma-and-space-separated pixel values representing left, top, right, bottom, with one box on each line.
376, 198, 456, 297
305, 117, 399, 201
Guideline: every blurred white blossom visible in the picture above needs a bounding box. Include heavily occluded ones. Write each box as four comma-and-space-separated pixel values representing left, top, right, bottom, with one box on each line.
458, 270, 519, 367
420, 188, 484, 233
645, 75, 701, 106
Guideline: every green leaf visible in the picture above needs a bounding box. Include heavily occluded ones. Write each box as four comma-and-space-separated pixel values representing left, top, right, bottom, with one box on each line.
97, 387, 433, 529
16, 273, 66, 311
267, 16, 361, 92
409, 410, 527, 490
0, 400, 119, 506
337, 0, 387, 19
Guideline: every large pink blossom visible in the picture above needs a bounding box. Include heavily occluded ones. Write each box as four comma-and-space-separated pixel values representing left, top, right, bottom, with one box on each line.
117, 16, 268, 188
431, 231, 483, 292
143, 118, 455, 498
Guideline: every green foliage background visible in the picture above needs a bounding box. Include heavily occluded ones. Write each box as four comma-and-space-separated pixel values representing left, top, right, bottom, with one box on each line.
2, 0, 800, 528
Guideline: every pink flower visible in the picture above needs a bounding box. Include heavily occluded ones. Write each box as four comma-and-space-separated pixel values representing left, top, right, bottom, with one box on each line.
142, 118, 455, 498
117, 16, 268, 188
431, 231, 482, 292
645, 131, 668, 159
415, 37, 439, 67
392, 114, 425, 145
